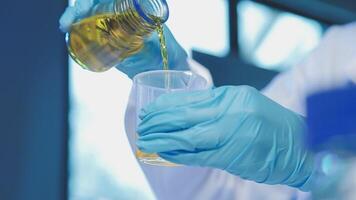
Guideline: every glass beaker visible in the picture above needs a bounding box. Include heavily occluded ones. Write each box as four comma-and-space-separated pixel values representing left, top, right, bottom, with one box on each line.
66, 0, 169, 72
133, 70, 210, 166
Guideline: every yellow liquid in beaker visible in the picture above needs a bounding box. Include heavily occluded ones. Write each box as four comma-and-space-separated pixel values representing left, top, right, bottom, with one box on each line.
136, 149, 177, 166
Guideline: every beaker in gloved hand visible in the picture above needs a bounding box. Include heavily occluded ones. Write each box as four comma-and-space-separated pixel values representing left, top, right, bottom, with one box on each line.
133, 70, 210, 166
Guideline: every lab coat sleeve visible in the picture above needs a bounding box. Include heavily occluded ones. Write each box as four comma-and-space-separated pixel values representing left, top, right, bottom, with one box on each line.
188, 59, 214, 86
262, 22, 356, 115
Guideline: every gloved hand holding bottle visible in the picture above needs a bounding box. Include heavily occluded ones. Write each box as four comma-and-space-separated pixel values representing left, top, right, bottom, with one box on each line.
137, 86, 316, 191
59, 0, 188, 77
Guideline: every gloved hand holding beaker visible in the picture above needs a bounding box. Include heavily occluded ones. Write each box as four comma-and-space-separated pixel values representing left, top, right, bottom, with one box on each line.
137, 86, 316, 191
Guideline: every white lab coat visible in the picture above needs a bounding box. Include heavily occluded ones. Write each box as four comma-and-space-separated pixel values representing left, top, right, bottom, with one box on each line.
125, 22, 356, 200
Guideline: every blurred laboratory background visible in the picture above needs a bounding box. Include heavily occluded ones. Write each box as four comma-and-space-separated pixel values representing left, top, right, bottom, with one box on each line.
1, 0, 356, 199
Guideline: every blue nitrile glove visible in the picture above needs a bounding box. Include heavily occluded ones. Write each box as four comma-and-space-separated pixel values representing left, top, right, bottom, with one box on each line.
137, 86, 316, 191
59, 0, 188, 78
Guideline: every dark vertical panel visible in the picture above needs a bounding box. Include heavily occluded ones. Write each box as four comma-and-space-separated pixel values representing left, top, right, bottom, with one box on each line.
228, 0, 239, 54
0, 0, 68, 199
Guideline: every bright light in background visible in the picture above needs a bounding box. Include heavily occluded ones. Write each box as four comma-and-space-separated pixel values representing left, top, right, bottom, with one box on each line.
238, 1, 274, 57
166, 0, 229, 57
69, 63, 154, 199
253, 14, 323, 70
238, 1, 323, 71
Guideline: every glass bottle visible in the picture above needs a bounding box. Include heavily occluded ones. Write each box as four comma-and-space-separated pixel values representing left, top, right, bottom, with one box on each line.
66, 0, 169, 72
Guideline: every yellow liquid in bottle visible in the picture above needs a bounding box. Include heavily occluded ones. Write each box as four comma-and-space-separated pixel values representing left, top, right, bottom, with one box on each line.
68, 13, 170, 73
67, 13, 155, 72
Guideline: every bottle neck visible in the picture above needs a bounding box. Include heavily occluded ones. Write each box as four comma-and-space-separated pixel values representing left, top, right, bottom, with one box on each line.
114, 0, 168, 25
111, 0, 155, 37
91, 1, 116, 16
89, 0, 169, 37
